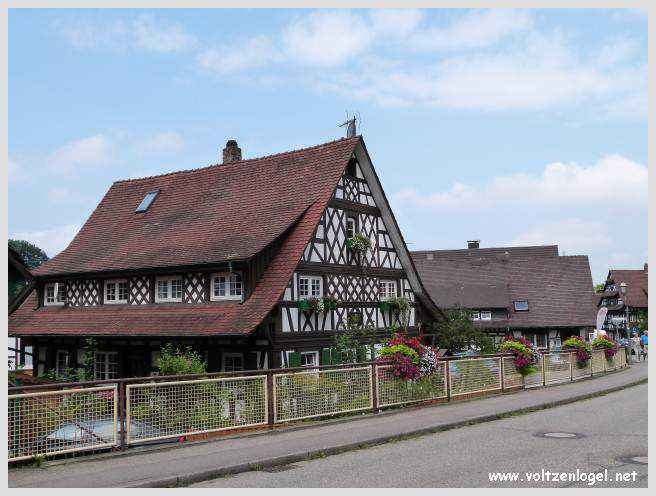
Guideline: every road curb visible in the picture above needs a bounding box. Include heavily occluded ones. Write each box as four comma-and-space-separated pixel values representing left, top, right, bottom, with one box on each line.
130, 376, 648, 488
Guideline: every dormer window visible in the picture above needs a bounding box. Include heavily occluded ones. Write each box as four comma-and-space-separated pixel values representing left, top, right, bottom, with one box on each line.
104, 279, 128, 304
471, 310, 480, 320
44, 282, 65, 306
480, 310, 492, 320
211, 272, 243, 301
155, 276, 183, 303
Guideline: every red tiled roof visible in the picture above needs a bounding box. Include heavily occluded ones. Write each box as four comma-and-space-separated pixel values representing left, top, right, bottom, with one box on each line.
35, 137, 361, 276
10, 137, 361, 336
413, 248, 596, 328
608, 267, 648, 308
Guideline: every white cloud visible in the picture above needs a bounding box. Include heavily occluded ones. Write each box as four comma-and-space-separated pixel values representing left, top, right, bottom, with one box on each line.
512, 219, 612, 254
282, 11, 376, 67
8, 158, 24, 183
48, 134, 112, 173
409, 9, 533, 51
57, 14, 197, 53
10, 224, 80, 258
138, 131, 185, 155
198, 36, 283, 75
393, 154, 647, 210
369, 9, 424, 38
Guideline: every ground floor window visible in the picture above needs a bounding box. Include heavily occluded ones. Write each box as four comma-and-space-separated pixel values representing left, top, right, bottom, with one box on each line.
524, 333, 547, 349
94, 351, 119, 380
300, 351, 319, 367
56, 350, 71, 376
222, 352, 244, 372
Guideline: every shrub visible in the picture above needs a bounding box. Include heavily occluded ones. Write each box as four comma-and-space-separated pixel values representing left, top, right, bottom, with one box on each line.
156, 343, 206, 376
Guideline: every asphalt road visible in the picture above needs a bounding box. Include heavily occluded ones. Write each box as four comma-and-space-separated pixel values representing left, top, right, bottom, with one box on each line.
193, 383, 648, 488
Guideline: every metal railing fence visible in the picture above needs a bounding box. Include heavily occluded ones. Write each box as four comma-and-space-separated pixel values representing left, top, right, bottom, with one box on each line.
7, 347, 629, 463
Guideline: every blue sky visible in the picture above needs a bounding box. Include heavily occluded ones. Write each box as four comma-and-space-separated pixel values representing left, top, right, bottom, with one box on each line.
8, 8, 648, 283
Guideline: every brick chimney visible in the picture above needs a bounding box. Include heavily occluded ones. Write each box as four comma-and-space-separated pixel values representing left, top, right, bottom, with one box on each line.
467, 240, 480, 249
222, 139, 242, 164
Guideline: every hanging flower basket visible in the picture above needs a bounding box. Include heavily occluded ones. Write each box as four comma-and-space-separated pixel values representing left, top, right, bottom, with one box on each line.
562, 336, 592, 368
376, 333, 439, 381
592, 335, 620, 360
346, 233, 372, 254
500, 336, 540, 376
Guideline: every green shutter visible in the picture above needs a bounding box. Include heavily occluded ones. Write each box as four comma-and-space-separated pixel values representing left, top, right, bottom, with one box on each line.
289, 351, 301, 368
321, 348, 331, 366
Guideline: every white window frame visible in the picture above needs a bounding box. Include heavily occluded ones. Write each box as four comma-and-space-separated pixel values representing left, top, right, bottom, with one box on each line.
104, 279, 129, 304
210, 272, 243, 301
155, 276, 184, 303
44, 282, 65, 306
299, 351, 319, 367
298, 275, 323, 298
378, 279, 397, 301
56, 350, 71, 376
471, 310, 480, 320
94, 351, 119, 380
480, 310, 492, 321
222, 352, 244, 372
514, 300, 529, 311
346, 217, 356, 239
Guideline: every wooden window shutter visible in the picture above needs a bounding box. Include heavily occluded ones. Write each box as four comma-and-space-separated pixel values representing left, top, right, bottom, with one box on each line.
321, 348, 331, 366
288, 351, 301, 368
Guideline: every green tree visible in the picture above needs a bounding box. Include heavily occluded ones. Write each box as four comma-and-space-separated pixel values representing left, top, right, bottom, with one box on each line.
594, 283, 605, 292
8, 239, 49, 269
425, 306, 496, 355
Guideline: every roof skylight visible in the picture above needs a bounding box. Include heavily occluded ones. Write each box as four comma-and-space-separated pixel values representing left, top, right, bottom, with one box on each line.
135, 190, 159, 213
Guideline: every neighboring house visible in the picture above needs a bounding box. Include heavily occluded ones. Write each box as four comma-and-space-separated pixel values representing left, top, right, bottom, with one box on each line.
8, 247, 35, 370
412, 241, 597, 350
9, 136, 440, 379
597, 263, 648, 339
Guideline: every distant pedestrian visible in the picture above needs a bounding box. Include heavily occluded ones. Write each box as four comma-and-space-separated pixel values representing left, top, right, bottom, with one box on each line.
640, 332, 648, 360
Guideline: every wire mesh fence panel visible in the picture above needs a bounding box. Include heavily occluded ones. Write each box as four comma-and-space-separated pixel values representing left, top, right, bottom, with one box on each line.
591, 350, 606, 374
273, 367, 372, 423
501, 357, 524, 389
617, 349, 627, 368
376, 363, 447, 407
449, 358, 502, 397
606, 352, 620, 371
8, 385, 118, 462
571, 353, 592, 381
126, 375, 267, 444
523, 354, 544, 388
544, 353, 572, 384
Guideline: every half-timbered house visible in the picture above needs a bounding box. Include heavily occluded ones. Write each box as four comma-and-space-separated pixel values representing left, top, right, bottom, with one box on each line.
9, 136, 440, 378
596, 264, 648, 339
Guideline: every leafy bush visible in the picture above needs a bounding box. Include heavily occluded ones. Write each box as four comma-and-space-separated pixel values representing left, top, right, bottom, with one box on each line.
156, 343, 206, 376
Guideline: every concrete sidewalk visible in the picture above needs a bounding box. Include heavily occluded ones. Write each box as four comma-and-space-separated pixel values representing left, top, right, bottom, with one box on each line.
9, 362, 648, 488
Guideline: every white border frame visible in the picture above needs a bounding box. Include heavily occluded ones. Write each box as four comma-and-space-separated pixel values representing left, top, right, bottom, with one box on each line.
209, 272, 244, 301
104, 278, 129, 305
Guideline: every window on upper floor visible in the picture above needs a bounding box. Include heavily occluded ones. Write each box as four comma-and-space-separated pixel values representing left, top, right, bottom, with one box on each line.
480, 310, 492, 320
513, 300, 529, 312
299, 275, 322, 298
104, 279, 129, 304
135, 190, 159, 213
471, 310, 481, 320
346, 158, 358, 177
348, 309, 363, 327
155, 276, 183, 303
44, 282, 66, 306
211, 272, 243, 301
346, 216, 356, 239
378, 280, 397, 300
